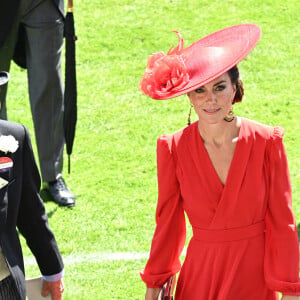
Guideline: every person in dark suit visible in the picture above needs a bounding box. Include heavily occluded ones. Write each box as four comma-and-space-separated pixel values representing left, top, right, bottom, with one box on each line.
0, 71, 64, 299
0, 0, 75, 207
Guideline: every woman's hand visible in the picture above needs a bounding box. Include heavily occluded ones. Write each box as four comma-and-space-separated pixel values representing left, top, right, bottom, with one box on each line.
145, 287, 161, 300
281, 296, 300, 300
41, 279, 64, 300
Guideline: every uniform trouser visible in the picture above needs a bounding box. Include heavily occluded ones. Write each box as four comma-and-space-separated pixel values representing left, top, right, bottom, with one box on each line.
0, 0, 64, 182
0, 276, 21, 300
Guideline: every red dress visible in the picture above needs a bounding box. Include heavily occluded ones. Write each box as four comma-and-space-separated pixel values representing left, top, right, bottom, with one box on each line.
141, 118, 300, 299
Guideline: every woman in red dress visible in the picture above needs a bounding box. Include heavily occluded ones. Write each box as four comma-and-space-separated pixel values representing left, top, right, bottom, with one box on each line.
139, 24, 300, 300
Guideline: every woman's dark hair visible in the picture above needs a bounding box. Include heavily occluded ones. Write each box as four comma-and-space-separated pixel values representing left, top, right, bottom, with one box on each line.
227, 66, 244, 103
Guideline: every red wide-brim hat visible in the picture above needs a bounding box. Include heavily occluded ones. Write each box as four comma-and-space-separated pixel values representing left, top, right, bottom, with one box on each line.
0, 72, 9, 86
140, 24, 261, 100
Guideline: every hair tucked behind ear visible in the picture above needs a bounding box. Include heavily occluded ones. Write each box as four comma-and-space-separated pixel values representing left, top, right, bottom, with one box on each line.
227, 66, 244, 103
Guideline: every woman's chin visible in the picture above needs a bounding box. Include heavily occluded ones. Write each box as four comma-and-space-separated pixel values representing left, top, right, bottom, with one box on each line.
198, 114, 226, 125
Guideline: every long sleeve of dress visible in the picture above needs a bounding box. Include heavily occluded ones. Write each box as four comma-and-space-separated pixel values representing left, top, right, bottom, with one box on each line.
264, 126, 300, 295
140, 135, 186, 288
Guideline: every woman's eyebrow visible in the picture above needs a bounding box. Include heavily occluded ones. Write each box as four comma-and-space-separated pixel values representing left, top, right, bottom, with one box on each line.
198, 80, 227, 90
213, 80, 227, 87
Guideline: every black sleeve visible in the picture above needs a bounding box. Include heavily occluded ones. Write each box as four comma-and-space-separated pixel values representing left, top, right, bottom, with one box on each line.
17, 126, 64, 276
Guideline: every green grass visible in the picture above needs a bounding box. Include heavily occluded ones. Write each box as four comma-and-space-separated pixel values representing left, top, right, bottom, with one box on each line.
4, 0, 300, 298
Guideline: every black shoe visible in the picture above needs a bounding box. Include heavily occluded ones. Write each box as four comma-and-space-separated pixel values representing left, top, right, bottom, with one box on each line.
46, 177, 75, 207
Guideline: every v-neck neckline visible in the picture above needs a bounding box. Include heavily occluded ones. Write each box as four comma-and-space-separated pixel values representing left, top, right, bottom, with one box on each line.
195, 117, 244, 189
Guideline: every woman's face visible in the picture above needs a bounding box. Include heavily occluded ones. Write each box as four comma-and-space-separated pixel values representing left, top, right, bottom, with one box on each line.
187, 72, 236, 124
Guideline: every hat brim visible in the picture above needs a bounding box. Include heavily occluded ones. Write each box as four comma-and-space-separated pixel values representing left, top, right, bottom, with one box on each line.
153, 24, 261, 100
0, 72, 9, 86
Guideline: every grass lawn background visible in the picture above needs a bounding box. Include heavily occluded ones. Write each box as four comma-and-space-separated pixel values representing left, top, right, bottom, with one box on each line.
4, 0, 300, 298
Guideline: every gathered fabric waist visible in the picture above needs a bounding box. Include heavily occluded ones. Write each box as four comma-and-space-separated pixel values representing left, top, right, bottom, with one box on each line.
192, 221, 265, 243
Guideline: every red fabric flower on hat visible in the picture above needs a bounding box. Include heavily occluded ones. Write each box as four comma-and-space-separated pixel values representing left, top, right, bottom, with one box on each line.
139, 32, 190, 99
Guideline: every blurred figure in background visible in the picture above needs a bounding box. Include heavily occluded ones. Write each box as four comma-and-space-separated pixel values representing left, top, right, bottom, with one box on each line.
0, 0, 75, 207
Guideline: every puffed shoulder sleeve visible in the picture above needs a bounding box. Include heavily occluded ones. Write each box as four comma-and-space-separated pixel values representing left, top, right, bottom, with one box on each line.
140, 135, 186, 288
264, 126, 300, 295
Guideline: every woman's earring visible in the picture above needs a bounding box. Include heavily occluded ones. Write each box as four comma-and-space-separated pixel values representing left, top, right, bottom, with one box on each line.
187, 105, 193, 126
224, 109, 235, 122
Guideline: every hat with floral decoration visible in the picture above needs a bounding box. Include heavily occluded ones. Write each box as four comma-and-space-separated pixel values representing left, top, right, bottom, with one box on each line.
139, 24, 261, 100
0, 72, 9, 86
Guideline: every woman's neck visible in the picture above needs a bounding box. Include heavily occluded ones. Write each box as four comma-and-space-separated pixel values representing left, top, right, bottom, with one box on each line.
197, 117, 241, 146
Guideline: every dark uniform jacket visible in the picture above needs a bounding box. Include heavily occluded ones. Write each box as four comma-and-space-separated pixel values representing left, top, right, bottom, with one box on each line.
0, 120, 63, 299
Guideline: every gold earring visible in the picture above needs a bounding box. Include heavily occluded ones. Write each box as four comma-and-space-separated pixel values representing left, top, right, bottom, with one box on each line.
187, 105, 193, 126
224, 109, 235, 122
